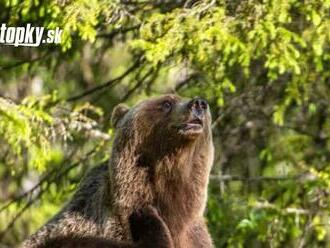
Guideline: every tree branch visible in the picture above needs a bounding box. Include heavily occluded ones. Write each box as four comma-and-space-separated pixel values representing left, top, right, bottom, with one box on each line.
120, 65, 160, 102
209, 173, 316, 182
0, 52, 51, 71
97, 25, 140, 39
0, 149, 98, 240
66, 58, 142, 102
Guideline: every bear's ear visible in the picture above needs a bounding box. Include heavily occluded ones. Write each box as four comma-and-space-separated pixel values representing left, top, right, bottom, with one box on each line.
111, 104, 129, 127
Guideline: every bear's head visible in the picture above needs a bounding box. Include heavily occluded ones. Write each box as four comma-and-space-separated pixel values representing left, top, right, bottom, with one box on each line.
111, 94, 211, 145
111, 94, 213, 171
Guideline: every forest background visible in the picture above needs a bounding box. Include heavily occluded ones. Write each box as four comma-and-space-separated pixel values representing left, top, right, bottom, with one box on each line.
0, 0, 330, 247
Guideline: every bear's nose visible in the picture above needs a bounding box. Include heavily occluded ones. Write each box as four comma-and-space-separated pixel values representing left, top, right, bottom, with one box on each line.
188, 98, 208, 111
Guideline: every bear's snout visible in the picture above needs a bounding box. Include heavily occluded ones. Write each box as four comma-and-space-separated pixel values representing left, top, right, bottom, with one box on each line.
187, 98, 208, 119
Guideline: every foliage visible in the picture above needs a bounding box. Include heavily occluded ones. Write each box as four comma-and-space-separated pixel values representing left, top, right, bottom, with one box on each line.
1, 0, 330, 247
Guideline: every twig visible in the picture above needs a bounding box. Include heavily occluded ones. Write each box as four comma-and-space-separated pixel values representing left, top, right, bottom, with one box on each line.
0, 160, 81, 240
175, 73, 198, 91
0, 184, 47, 240
254, 201, 311, 215
66, 58, 142, 102
0, 167, 58, 214
0, 149, 79, 214
211, 114, 224, 130
120, 66, 159, 102
195, 0, 216, 14
0, 52, 51, 71
97, 25, 140, 39
0, 149, 97, 240
209, 173, 316, 182
282, 124, 328, 140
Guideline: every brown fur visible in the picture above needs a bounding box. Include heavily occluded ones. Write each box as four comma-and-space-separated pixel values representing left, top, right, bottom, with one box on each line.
37, 206, 173, 248
22, 94, 214, 248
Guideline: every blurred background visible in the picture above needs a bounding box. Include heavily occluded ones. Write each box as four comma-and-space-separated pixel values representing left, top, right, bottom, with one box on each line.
0, 0, 330, 247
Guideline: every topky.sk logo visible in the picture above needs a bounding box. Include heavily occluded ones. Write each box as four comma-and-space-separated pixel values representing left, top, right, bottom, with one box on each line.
0, 23, 62, 47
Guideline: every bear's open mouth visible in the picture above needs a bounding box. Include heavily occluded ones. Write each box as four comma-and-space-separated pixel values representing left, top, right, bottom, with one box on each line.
179, 118, 203, 134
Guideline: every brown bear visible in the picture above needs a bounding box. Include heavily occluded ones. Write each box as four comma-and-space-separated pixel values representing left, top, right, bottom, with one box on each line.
37, 205, 173, 248
22, 94, 214, 248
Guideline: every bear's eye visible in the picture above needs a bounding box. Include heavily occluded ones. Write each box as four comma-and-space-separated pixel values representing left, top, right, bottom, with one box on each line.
161, 100, 172, 112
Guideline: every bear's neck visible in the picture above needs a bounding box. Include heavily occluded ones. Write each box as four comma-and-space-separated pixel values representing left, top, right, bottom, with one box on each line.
153, 141, 211, 233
